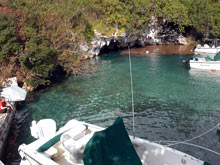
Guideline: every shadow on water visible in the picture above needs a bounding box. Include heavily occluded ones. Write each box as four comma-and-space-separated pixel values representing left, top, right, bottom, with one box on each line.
3, 103, 33, 165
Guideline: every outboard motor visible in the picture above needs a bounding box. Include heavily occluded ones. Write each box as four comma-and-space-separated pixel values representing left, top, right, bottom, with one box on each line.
196, 44, 201, 49
183, 58, 190, 68
30, 119, 56, 139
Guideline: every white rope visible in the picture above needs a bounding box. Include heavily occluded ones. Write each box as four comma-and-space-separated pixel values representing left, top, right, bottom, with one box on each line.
125, 33, 135, 137
154, 140, 220, 157
166, 123, 219, 147
128, 44, 135, 137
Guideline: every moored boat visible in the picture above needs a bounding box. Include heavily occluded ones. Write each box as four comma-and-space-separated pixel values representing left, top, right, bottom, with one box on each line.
18, 117, 208, 165
189, 52, 220, 70
194, 39, 220, 57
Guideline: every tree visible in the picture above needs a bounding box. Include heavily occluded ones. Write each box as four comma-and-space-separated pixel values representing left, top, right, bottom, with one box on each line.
163, 0, 190, 31
187, 0, 212, 37
85, 23, 95, 42
19, 37, 58, 87
210, 3, 220, 37
0, 12, 21, 62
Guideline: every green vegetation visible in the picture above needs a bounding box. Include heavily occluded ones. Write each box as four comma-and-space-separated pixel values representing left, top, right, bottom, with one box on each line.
0, 0, 220, 89
19, 37, 58, 87
85, 24, 95, 42
0, 12, 21, 62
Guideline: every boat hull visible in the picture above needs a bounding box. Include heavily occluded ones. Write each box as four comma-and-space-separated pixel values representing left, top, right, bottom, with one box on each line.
194, 48, 220, 57
190, 60, 220, 70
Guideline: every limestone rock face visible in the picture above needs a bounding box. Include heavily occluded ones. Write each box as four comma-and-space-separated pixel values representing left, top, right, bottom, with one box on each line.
22, 82, 34, 92
79, 19, 188, 59
178, 35, 188, 45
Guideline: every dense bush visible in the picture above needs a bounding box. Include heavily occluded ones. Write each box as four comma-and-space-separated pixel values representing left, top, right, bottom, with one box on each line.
19, 37, 58, 87
6, 0, 220, 37
85, 24, 95, 42
0, 12, 21, 62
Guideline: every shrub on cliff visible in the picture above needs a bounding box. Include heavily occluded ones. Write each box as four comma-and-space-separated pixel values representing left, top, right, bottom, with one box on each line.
85, 24, 95, 42
19, 37, 58, 88
0, 12, 21, 62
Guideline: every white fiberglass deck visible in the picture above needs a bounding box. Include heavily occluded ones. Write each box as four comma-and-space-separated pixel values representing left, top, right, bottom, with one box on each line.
18, 119, 204, 165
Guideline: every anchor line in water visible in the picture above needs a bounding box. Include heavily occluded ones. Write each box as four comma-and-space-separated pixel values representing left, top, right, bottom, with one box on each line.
153, 123, 220, 158
128, 44, 135, 137
166, 123, 220, 147
198, 141, 219, 160
125, 33, 135, 137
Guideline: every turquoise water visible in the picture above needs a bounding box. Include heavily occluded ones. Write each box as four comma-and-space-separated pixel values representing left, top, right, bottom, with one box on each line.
5, 52, 220, 164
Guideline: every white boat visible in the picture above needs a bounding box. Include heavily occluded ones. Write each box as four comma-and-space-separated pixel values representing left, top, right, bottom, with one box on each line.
18, 117, 208, 165
190, 58, 220, 70
194, 44, 220, 57
189, 52, 220, 70
194, 39, 220, 57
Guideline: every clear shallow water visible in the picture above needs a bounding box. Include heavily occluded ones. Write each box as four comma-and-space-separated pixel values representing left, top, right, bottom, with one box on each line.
4, 51, 220, 164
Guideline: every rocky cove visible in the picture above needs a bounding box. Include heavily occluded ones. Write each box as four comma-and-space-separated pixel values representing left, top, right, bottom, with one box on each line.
80, 20, 194, 59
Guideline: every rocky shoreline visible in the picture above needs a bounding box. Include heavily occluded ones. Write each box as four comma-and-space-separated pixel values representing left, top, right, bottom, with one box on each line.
80, 19, 193, 59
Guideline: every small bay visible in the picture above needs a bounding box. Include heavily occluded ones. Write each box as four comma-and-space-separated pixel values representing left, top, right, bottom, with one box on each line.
4, 46, 220, 164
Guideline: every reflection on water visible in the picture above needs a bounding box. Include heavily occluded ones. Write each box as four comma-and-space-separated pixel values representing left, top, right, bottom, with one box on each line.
121, 45, 193, 56
189, 69, 220, 82
3, 51, 220, 165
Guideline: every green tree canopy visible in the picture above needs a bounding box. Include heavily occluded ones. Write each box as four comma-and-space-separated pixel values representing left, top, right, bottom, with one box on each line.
19, 37, 58, 87
210, 2, 220, 37
0, 12, 21, 62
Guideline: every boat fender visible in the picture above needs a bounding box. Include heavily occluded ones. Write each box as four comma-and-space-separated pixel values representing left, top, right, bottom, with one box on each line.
30, 120, 39, 139
196, 44, 201, 49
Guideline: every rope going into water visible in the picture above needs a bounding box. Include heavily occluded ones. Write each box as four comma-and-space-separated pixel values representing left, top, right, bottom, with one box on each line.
166, 123, 220, 147
125, 33, 135, 137
128, 44, 135, 137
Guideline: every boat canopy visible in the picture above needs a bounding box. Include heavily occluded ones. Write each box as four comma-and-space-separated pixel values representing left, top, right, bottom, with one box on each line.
214, 52, 220, 61
192, 54, 200, 58
83, 117, 142, 165
1, 85, 27, 101
205, 56, 213, 61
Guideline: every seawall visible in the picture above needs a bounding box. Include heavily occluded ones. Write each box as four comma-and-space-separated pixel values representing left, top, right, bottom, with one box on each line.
0, 109, 14, 160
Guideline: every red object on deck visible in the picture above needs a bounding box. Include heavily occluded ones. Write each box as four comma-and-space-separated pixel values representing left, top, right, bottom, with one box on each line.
8, 140, 14, 145
211, 69, 215, 72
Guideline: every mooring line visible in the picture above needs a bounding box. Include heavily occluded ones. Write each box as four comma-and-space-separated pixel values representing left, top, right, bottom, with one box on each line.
166, 123, 219, 147
128, 44, 135, 137
125, 33, 135, 137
